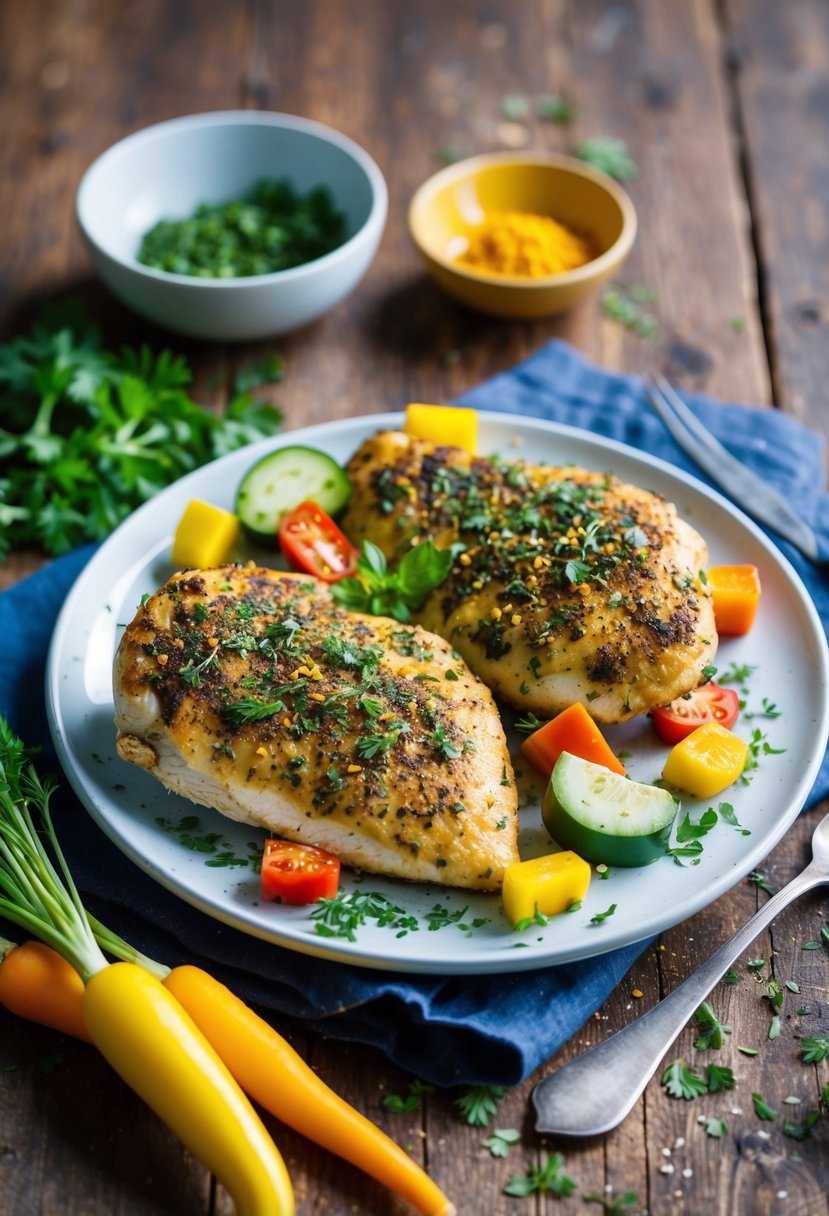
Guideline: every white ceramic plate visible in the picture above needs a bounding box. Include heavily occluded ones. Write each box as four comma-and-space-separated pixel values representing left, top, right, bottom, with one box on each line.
46, 413, 829, 974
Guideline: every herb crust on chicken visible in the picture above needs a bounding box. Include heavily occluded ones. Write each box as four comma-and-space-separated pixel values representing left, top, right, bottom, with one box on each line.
113, 564, 519, 891
341, 431, 717, 723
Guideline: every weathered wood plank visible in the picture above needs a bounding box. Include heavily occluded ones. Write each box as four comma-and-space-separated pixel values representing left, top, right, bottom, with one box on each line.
726, 0, 829, 428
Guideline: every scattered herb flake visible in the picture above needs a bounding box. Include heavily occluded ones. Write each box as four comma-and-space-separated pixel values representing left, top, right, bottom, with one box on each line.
694, 1002, 731, 1051
752, 1092, 778, 1122
576, 136, 638, 181
454, 1084, 504, 1127
483, 1128, 521, 1158
503, 1152, 577, 1198
800, 1036, 829, 1063
381, 1079, 433, 1113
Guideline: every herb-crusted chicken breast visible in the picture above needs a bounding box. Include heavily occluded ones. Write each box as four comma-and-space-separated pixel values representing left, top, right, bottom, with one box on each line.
341, 431, 717, 723
113, 565, 518, 891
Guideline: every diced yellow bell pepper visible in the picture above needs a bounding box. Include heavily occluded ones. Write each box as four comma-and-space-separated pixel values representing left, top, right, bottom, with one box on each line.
172, 499, 240, 569
403, 403, 478, 454
501, 850, 591, 926
661, 721, 748, 799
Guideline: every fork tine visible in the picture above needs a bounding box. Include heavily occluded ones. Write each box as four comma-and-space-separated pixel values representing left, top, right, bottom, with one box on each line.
650, 375, 733, 462
645, 374, 823, 563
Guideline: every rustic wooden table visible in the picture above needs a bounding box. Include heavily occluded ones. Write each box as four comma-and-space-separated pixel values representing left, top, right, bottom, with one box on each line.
2, 2, 828, 1213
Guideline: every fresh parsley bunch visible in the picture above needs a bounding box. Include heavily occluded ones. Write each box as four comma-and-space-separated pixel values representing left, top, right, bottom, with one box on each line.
331, 539, 454, 623
0, 305, 283, 560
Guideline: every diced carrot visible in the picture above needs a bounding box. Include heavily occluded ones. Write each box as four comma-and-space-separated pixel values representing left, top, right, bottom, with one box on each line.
520, 702, 626, 781
707, 564, 761, 636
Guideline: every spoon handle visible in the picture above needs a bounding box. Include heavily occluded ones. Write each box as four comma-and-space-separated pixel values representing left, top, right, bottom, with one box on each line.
532, 865, 827, 1137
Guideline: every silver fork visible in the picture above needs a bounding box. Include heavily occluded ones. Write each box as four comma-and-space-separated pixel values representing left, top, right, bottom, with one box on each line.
646, 374, 824, 565
532, 808, 829, 1137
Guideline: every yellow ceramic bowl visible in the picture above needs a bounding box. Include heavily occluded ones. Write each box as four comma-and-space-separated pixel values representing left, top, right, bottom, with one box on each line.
408, 151, 637, 319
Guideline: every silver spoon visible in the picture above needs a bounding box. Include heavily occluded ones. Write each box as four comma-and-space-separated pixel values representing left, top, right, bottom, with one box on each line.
533, 809, 829, 1137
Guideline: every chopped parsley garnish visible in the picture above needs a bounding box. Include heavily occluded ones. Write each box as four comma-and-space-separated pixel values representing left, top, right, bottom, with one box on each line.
309, 890, 419, 941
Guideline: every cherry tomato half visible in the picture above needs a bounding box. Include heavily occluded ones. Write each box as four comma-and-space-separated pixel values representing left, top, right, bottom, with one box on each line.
278, 501, 359, 583
651, 682, 740, 745
261, 839, 341, 905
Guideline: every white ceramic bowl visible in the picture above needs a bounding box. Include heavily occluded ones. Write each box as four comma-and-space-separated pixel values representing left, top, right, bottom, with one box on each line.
76, 111, 388, 341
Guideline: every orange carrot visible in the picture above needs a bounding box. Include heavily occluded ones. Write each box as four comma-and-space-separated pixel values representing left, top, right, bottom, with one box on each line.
0, 936, 455, 1216
0, 937, 91, 1041
707, 564, 761, 636
520, 701, 626, 782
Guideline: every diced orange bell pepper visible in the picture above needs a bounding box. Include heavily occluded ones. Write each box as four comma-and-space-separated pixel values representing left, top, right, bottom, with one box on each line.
521, 701, 626, 781
707, 564, 761, 636
403, 403, 478, 454
502, 851, 592, 926
661, 721, 748, 799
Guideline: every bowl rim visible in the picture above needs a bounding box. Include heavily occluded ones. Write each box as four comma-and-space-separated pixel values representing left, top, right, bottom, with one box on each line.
76, 109, 388, 290
408, 149, 637, 290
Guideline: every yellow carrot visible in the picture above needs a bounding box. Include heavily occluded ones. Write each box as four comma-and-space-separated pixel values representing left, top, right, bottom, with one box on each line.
0, 717, 294, 1216
0, 932, 454, 1216
165, 965, 456, 1216
85, 962, 294, 1216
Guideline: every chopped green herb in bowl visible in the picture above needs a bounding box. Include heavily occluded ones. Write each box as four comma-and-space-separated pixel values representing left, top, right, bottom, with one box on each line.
76, 110, 387, 339
137, 179, 346, 279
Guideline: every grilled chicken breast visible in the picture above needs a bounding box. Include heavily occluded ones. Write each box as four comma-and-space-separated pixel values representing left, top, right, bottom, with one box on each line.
341, 431, 717, 723
114, 564, 518, 890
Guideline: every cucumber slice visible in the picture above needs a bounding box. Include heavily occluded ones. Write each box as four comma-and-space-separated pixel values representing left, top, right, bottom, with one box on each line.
235, 446, 352, 543
542, 752, 679, 867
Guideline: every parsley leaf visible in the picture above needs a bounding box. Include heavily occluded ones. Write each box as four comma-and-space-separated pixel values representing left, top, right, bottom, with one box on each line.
694, 1002, 731, 1051
752, 1092, 778, 1122
661, 1059, 708, 1100
504, 1153, 577, 1198
583, 1193, 642, 1215
483, 1128, 520, 1158
454, 1084, 504, 1127
576, 136, 638, 181
800, 1036, 829, 1063
381, 1079, 433, 1113
705, 1064, 736, 1093
0, 305, 283, 560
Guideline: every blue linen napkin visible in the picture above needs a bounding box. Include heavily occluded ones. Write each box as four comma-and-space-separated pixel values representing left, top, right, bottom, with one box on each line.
2, 339, 828, 1088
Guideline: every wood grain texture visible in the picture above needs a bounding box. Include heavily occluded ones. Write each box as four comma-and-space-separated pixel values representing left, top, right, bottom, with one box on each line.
1, 1, 828, 1213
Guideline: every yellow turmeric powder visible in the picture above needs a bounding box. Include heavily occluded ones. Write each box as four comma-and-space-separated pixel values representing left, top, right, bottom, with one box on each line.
457, 209, 594, 278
